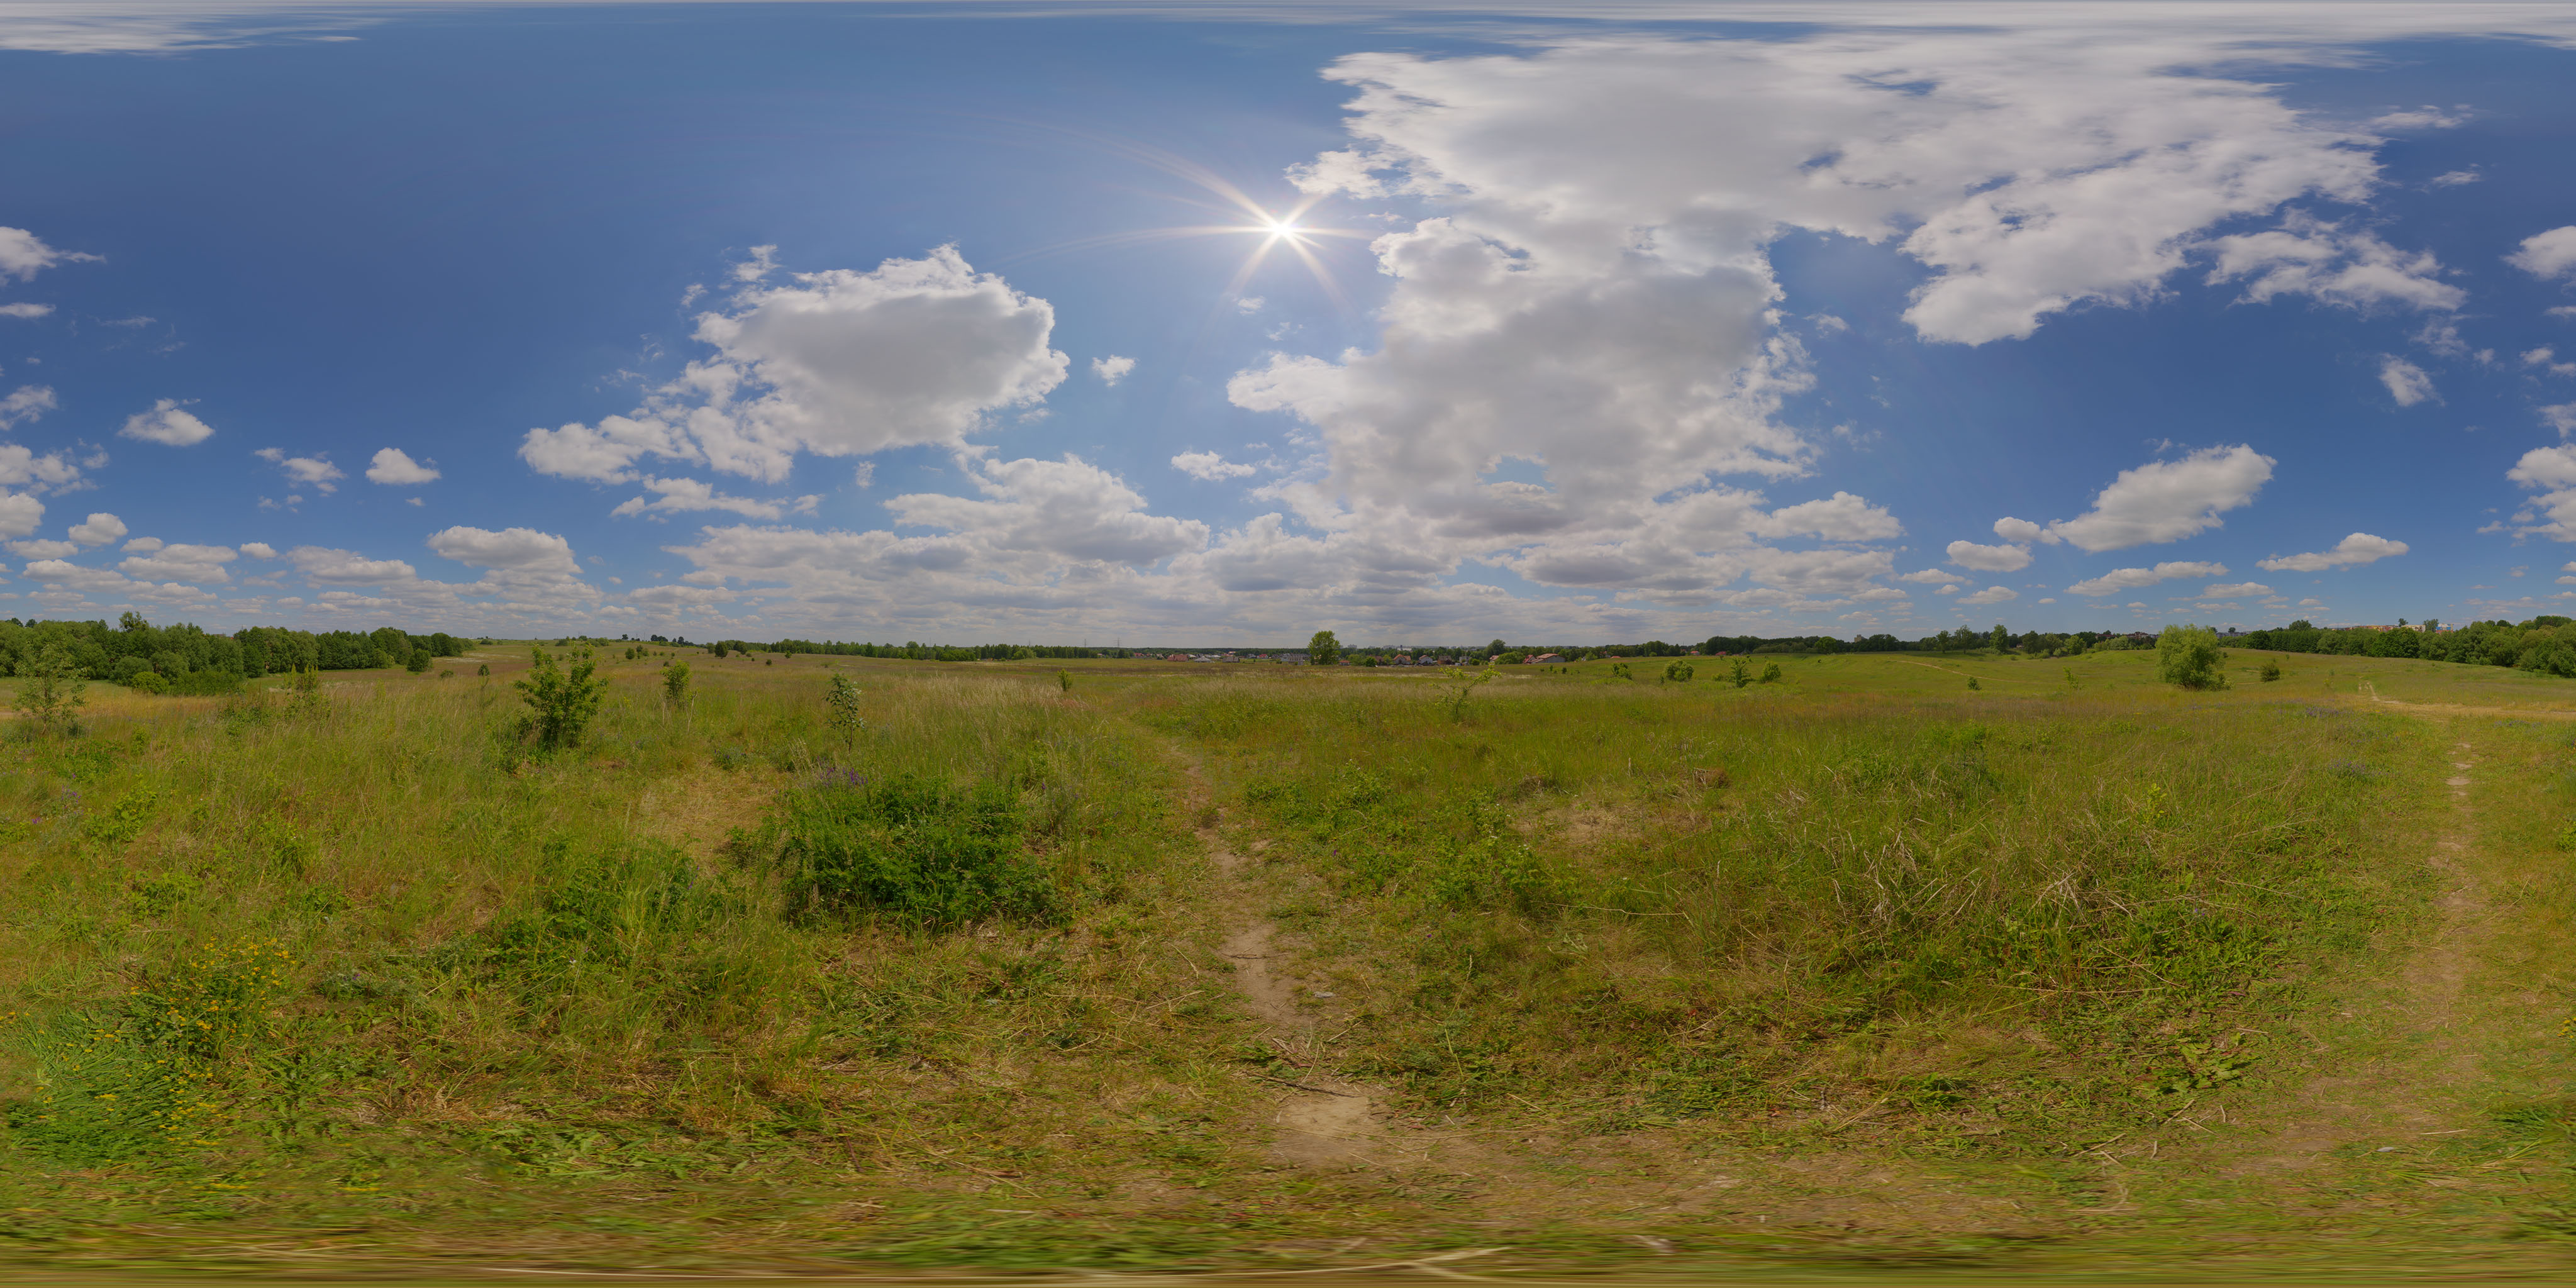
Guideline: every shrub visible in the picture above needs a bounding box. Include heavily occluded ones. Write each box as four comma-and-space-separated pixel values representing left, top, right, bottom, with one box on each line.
2259, 660, 2284, 682
477, 663, 492, 677
824, 673, 862, 730
1663, 660, 1694, 682
128, 670, 170, 695
165, 670, 240, 697
663, 660, 692, 706
765, 774, 1055, 927
406, 648, 431, 674
2157, 625, 2228, 691
513, 644, 608, 750
1759, 662, 1784, 684
1729, 659, 1752, 688
14, 641, 87, 736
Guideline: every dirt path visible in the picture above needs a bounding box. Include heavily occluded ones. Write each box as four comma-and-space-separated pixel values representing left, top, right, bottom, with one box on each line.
2357, 679, 2576, 720
1206, 828, 1389, 1168
2229, 718, 2494, 1175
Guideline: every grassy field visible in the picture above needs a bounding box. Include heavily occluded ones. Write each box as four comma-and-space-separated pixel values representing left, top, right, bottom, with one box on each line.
3, 643, 2575, 1279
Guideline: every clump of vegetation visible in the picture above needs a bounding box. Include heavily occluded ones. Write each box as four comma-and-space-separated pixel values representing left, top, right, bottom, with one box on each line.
760, 773, 1056, 926
2158, 624, 2229, 690
13, 640, 86, 736
2260, 659, 2284, 682
662, 658, 691, 708
1663, 660, 1694, 682
824, 672, 862, 728
513, 643, 608, 748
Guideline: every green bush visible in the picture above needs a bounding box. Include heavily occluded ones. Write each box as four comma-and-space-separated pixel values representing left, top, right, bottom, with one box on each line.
513, 644, 608, 749
128, 670, 169, 695
165, 669, 241, 696
2157, 625, 2228, 690
764, 773, 1055, 927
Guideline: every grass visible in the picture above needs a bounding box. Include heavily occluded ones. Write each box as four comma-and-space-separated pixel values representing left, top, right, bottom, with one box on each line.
1, 643, 2573, 1278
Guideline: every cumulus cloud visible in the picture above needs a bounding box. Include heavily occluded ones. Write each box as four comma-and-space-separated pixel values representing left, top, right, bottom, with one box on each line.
1946, 540, 2032, 572
2206, 213, 2462, 313
8, 538, 73, 558
2046, 445, 2274, 551
609, 475, 818, 521
1960, 586, 2018, 605
2543, 402, 2576, 436
119, 543, 235, 584
2508, 226, 2576, 281
365, 447, 439, 485
2257, 532, 2407, 571
0, 303, 50, 319
0, 228, 94, 281
68, 513, 125, 547
2380, 356, 2436, 406
256, 447, 345, 492
1898, 568, 1966, 584
2202, 581, 2272, 597
2066, 560, 2229, 596
0, 385, 55, 430
238, 541, 276, 560
889, 455, 1207, 567
0, 444, 82, 490
426, 525, 599, 604
1092, 355, 1135, 386
2506, 445, 2576, 540
118, 399, 213, 446
1172, 451, 1258, 482
523, 245, 1065, 484
287, 546, 416, 586
1991, 516, 2058, 545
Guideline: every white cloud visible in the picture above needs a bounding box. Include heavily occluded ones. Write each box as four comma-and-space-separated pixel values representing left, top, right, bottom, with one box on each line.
2506, 445, 2576, 540
1898, 568, 1966, 585
0, 444, 82, 490
2507, 226, 2576, 282
1756, 492, 1901, 541
425, 526, 599, 604
1936, 584, 1960, 596
2206, 213, 2463, 313
118, 398, 213, 446
1236, 296, 1265, 314
289, 546, 416, 586
256, 448, 343, 492
2380, 356, 2436, 406
2202, 581, 2272, 597
2257, 532, 2407, 571
118, 543, 235, 584
609, 475, 816, 521
2428, 170, 2482, 187
1991, 516, 2058, 545
1172, 451, 1258, 482
2543, 402, 2576, 436
1960, 586, 2018, 605
0, 494, 42, 540
2046, 445, 2273, 552
1946, 540, 2032, 572
68, 513, 125, 547
8, 539, 72, 558
21, 558, 133, 594
122, 536, 161, 553
0, 303, 51, 319
2066, 560, 2229, 597
238, 541, 276, 560
524, 245, 1065, 485
0, 385, 55, 430
1092, 355, 1136, 386
0, 228, 94, 281
889, 455, 1207, 566
365, 447, 440, 485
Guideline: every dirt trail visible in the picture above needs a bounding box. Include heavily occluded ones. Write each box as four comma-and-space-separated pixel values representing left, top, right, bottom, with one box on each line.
2356, 678, 2576, 720
2233, 713, 2493, 1173
1206, 828, 1389, 1168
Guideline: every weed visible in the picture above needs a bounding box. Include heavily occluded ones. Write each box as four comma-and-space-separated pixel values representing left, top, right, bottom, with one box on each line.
761, 773, 1057, 927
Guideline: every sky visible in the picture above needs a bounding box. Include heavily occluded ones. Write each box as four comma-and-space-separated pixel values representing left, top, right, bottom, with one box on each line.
4, 1, 2576, 645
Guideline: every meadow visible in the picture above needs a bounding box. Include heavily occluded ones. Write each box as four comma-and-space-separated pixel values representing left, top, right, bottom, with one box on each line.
3, 641, 2575, 1279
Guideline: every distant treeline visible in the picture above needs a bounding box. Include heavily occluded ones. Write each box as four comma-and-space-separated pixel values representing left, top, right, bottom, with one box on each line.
0, 615, 469, 682
2235, 617, 2576, 675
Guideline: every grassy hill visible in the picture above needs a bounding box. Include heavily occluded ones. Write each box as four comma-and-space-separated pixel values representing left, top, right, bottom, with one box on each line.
3, 644, 2574, 1279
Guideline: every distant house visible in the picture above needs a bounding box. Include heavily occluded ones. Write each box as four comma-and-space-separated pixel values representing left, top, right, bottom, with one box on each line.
1165, 653, 1189, 662
1530, 653, 1563, 662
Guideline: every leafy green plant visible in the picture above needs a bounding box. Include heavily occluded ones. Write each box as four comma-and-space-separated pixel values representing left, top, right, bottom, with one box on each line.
2260, 660, 2284, 682
1307, 629, 1341, 666
1663, 660, 1694, 682
663, 659, 692, 707
763, 773, 1055, 927
1759, 662, 1782, 684
14, 640, 87, 736
2157, 625, 2228, 690
1729, 658, 1752, 688
825, 672, 862, 730
513, 643, 608, 750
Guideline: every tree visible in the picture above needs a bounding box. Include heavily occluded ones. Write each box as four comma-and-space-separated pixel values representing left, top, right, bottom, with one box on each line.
826, 673, 863, 729
2156, 625, 2228, 691
662, 659, 691, 706
1307, 630, 1342, 667
1989, 623, 2009, 652
1486, 638, 1507, 657
14, 640, 86, 736
514, 643, 609, 750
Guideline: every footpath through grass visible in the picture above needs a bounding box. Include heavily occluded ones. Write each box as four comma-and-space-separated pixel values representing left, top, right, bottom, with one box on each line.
0, 645, 2570, 1278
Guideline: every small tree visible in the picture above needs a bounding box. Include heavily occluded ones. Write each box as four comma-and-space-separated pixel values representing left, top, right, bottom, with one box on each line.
1759, 662, 1783, 684
514, 643, 608, 750
1307, 630, 1342, 667
1663, 659, 1694, 682
825, 673, 863, 730
1055, 669, 1072, 692
2156, 625, 2228, 691
1729, 659, 1752, 689
662, 659, 692, 707
288, 663, 328, 719
1486, 638, 1508, 658
14, 641, 87, 736
405, 648, 431, 674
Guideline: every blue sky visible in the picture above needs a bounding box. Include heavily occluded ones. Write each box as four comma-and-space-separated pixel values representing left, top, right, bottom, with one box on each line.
4, 2, 2575, 645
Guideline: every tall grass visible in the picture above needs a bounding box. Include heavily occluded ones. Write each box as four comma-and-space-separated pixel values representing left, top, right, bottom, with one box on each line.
1137, 672, 2436, 1140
